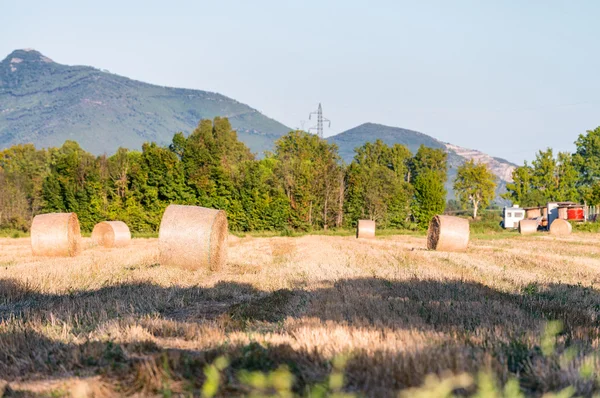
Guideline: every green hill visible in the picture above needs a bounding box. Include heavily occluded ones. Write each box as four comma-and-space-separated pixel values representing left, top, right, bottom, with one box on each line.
0, 49, 290, 155
329, 122, 445, 161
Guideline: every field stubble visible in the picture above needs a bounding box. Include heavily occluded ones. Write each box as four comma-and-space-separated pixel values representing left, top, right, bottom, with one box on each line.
1, 233, 600, 396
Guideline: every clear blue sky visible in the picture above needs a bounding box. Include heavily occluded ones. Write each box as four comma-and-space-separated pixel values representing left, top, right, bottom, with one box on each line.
2, 0, 599, 164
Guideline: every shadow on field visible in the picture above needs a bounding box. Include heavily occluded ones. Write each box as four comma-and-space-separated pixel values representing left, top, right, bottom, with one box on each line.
2, 277, 600, 395
1, 276, 600, 337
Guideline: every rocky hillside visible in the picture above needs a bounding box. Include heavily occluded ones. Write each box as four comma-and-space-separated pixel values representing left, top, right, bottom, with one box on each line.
0, 49, 290, 155
445, 143, 515, 182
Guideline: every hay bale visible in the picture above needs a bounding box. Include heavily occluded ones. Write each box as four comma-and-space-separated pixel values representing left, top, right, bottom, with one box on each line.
519, 219, 538, 235
30, 213, 82, 257
526, 208, 541, 219
356, 220, 376, 239
550, 219, 572, 236
91, 221, 131, 248
558, 207, 568, 220
159, 204, 228, 271
427, 215, 469, 252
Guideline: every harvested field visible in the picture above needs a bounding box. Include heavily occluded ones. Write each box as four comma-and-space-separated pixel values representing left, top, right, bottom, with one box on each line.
1, 233, 600, 396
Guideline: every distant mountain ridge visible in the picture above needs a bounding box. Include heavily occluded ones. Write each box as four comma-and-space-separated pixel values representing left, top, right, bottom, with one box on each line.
0, 49, 290, 154
329, 123, 516, 201
1, 49, 515, 202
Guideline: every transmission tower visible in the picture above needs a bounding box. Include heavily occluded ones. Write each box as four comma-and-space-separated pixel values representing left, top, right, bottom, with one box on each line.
308, 103, 331, 138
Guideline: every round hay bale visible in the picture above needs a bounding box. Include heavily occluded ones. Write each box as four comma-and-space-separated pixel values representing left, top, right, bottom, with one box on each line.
427, 215, 469, 252
91, 221, 131, 248
518, 219, 538, 235
159, 204, 228, 271
356, 220, 376, 239
31, 213, 82, 257
550, 219, 572, 236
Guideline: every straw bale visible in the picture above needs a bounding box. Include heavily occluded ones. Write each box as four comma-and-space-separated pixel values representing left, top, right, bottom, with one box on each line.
159, 204, 228, 271
549, 219, 572, 236
91, 221, 131, 248
518, 219, 538, 235
557, 207, 568, 220
427, 215, 469, 252
356, 220, 376, 239
526, 208, 541, 219
30, 213, 82, 257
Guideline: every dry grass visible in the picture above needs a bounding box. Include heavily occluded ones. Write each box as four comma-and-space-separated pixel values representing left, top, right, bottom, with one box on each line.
2, 233, 600, 396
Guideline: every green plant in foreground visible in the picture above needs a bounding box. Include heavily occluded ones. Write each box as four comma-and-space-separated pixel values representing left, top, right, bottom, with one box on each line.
541, 320, 563, 357
201, 356, 229, 398
400, 371, 574, 398
196, 321, 585, 397
239, 365, 295, 397
399, 373, 472, 398
308, 355, 355, 398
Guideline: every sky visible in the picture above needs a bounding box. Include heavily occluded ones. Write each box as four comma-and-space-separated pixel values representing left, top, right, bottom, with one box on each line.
2, 0, 599, 164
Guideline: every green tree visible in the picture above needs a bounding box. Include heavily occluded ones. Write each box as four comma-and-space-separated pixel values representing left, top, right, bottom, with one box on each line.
453, 160, 496, 219
573, 126, 600, 186
344, 140, 413, 228
0, 144, 49, 230
503, 163, 535, 206
412, 169, 446, 228
410, 145, 448, 183
504, 149, 580, 207
272, 131, 343, 230
555, 152, 579, 202
531, 148, 558, 203
42, 141, 107, 230
572, 126, 600, 203
179, 118, 254, 230
236, 158, 291, 231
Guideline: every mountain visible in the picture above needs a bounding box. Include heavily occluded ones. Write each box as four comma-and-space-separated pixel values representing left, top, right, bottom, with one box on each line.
1, 50, 515, 202
0, 49, 290, 154
329, 123, 516, 202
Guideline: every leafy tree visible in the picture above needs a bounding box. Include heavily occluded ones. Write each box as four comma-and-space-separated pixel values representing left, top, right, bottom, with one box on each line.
503, 163, 536, 206
410, 145, 448, 183
0, 144, 49, 230
345, 140, 413, 228
2, 117, 536, 234
573, 127, 600, 203
453, 160, 496, 219
531, 148, 558, 203
504, 149, 579, 206
236, 158, 290, 231
179, 118, 254, 230
573, 126, 600, 186
412, 169, 446, 228
42, 141, 107, 230
272, 131, 343, 230
555, 152, 579, 202
0, 170, 30, 230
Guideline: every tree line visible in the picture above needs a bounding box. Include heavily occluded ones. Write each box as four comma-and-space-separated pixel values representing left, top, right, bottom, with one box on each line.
503, 127, 600, 207
0, 117, 498, 233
